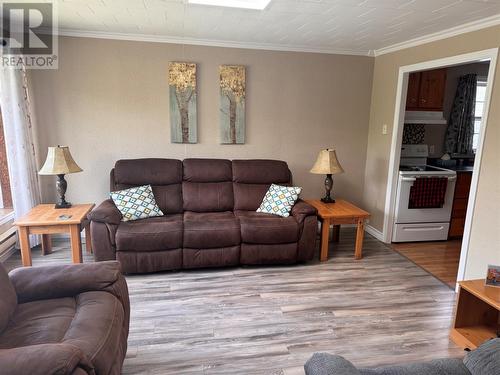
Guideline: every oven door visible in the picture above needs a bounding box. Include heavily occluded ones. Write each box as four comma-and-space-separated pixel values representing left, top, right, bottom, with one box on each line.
394, 174, 456, 224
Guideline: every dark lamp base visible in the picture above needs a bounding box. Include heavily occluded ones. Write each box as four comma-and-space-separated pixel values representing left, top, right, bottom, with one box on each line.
55, 174, 72, 209
321, 196, 335, 204
55, 201, 72, 209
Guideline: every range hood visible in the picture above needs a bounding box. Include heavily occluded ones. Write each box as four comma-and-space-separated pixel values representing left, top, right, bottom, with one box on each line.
404, 111, 447, 125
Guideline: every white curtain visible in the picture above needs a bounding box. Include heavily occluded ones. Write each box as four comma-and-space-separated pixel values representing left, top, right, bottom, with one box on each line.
0, 65, 41, 245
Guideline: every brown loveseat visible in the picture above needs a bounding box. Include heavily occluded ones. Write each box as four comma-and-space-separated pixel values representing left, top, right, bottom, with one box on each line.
0, 261, 129, 375
89, 158, 318, 274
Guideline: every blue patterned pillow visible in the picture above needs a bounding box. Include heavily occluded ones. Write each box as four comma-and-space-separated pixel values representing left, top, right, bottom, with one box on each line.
256, 184, 302, 217
110, 185, 164, 222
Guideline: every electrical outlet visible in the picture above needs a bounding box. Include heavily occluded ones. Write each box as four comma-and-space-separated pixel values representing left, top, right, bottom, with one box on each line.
429, 145, 435, 154
382, 124, 388, 135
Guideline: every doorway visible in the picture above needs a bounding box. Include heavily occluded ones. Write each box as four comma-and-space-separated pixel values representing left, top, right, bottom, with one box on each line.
382, 49, 498, 289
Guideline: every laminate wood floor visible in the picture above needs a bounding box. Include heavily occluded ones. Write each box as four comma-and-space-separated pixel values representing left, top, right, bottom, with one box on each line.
4, 229, 464, 374
391, 240, 462, 288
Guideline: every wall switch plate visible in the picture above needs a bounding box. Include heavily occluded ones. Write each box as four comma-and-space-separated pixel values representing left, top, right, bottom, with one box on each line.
429, 145, 435, 154
382, 124, 388, 135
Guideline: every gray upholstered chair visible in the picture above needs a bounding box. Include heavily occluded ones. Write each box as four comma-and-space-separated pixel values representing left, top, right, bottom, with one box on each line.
305, 338, 500, 375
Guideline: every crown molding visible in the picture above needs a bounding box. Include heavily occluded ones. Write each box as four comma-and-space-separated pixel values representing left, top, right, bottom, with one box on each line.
58, 28, 374, 57
374, 14, 500, 57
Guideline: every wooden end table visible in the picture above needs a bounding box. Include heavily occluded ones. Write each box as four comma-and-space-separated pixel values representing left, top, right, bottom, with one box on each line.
14, 203, 95, 266
304, 199, 370, 261
450, 279, 500, 350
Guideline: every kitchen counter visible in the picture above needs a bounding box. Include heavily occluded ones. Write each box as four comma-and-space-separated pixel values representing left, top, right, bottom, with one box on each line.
446, 165, 474, 172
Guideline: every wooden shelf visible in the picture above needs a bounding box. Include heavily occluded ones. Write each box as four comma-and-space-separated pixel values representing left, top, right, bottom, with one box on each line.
450, 325, 498, 350
450, 279, 500, 350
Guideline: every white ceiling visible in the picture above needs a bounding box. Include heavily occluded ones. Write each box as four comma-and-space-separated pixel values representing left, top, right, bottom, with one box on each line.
54, 0, 500, 55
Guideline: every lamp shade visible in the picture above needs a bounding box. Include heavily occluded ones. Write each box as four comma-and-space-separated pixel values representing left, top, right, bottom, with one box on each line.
310, 149, 344, 175
38, 146, 83, 175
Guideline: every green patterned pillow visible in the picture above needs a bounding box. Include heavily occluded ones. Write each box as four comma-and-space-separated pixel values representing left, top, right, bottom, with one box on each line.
256, 184, 302, 217
110, 185, 164, 222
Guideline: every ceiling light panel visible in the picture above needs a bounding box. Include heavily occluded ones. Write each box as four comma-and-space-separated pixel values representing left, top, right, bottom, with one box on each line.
188, 0, 272, 10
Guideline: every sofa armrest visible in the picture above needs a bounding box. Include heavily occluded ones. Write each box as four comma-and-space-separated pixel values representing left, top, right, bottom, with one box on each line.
0, 343, 94, 375
9, 261, 127, 304
88, 199, 122, 225
305, 353, 361, 375
292, 199, 317, 223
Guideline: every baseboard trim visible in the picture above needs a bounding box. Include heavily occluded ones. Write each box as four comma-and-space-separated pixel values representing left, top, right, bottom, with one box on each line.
365, 224, 384, 242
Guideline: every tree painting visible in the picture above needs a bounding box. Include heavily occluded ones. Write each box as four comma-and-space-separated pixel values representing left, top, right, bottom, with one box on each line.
220, 65, 245, 144
168, 62, 197, 143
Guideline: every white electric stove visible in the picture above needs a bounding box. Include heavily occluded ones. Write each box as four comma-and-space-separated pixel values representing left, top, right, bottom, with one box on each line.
392, 145, 457, 242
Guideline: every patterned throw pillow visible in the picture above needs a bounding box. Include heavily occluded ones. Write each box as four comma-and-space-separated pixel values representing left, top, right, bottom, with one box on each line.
256, 184, 302, 218
110, 185, 164, 222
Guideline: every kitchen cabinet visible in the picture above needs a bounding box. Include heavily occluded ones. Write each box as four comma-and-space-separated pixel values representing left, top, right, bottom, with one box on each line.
449, 171, 472, 238
406, 68, 447, 111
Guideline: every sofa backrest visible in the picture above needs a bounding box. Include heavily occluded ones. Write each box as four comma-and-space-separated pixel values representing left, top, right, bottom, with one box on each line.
110, 158, 292, 214
232, 160, 292, 211
182, 159, 234, 212
111, 158, 183, 214
0, 264, 17, 333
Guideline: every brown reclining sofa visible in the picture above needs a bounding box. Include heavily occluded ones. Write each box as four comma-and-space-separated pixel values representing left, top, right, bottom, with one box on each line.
0, 261, 129, 375
89, 158, 318, 274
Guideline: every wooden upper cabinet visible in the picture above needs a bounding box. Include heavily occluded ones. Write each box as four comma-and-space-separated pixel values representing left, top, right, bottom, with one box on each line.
406, 72, 421, 109
406, 68, 447, 111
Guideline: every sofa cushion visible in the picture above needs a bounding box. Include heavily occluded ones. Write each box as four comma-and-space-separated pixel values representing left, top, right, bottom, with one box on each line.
232, 160, 291, 184
115, 214, 183, 251
0, 297, 75, 348
182, 159, 234, 212
235, 210, 299, 244
233, 183, 271, 211
183, 211, 240, 248
182, 181, 234, 212
359, 359, 470, 375
183, 158, 232, 182
305, 353, 361, 375
0, 264, 16, 334
112, 159, 183, 214
111, 184, 164, 222
0, 290, 124, 374
113, 158, 182, 186
232, 160, 292, 211
464, 338, 500, 375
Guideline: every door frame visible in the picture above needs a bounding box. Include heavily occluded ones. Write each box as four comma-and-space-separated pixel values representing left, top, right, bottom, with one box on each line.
382, 48, 499, 284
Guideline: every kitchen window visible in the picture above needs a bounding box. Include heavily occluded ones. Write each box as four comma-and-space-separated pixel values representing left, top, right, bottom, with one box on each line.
473, 78, 487, 152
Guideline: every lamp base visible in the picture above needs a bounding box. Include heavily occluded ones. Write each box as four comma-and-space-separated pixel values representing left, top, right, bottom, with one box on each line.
55, 174, 71, 209
321, 196, 335, 204
55, 201, 72, 209
321, 174, 335, 204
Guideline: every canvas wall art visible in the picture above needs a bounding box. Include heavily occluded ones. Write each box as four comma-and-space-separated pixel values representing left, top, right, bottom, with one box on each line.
220, 65, 245, 144
169, 62, 197, 143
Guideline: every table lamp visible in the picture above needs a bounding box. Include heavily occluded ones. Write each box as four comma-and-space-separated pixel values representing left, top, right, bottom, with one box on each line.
310, 148, 344, 203
39, 146, 83, 209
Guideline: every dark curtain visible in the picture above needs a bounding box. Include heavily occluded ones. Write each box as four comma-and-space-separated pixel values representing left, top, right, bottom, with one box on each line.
444, 74, 477, 155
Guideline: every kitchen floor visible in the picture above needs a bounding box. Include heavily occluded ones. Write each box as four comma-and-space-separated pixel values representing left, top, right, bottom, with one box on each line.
391, 239, 462, 288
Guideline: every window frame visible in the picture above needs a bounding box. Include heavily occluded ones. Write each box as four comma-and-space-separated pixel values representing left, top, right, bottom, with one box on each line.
473, 77, 488, 153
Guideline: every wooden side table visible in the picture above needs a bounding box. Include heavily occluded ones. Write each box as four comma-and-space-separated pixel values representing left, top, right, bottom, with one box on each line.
450, 279, 500, 350
14, 203, 95, 266
304, 199, 370, 261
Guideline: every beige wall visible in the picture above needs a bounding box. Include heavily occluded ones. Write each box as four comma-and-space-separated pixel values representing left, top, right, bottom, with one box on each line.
30, 37, 374, 209
363, 25, 500, 279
